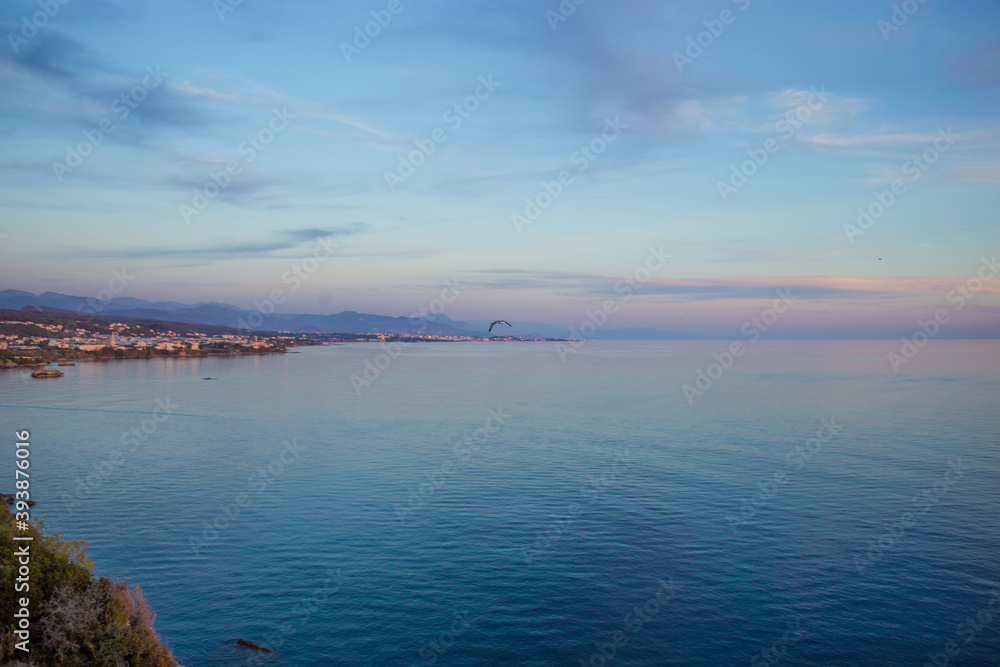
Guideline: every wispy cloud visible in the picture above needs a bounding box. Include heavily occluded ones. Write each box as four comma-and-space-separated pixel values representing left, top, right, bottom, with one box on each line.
954, 159, 1000, 184
59, 225, 368, 261
171, 81, 242, 105
463, 270, 1000, 301
169, 71, 392, 139
805, 131, 952, 147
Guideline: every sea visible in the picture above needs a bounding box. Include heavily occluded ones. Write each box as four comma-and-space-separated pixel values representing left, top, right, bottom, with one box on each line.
3, 340, 999, 666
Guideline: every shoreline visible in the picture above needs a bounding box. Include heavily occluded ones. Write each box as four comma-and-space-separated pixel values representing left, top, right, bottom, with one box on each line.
0, 337, 579, 370
0, 345, 288, 369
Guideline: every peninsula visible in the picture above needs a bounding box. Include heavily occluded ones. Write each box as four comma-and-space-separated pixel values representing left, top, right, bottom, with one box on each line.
0, 308, 569, 370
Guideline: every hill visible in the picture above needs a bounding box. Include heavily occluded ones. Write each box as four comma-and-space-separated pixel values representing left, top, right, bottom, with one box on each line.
0, 308, 255, 338
0, 291, 705, 339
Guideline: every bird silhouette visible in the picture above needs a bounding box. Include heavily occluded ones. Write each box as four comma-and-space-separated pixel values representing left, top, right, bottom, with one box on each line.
488, 320, 511, 332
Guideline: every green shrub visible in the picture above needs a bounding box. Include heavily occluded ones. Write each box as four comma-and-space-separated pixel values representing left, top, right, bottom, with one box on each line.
1, 505, 180, 666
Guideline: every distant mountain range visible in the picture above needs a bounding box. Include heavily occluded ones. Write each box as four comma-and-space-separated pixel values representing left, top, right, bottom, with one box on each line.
0, 290, 705, 340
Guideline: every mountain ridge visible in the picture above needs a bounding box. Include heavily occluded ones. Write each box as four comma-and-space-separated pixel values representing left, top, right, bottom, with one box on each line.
0, 290, 704, 339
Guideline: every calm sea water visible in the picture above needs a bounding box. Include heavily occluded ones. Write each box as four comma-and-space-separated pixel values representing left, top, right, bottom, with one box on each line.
3, 341, 999, 666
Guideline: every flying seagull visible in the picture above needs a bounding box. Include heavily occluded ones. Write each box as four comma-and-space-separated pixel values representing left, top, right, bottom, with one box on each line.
489, 320, 512, 332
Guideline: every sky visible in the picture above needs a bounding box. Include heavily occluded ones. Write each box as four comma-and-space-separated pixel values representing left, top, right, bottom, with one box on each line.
1, 0, 998, 338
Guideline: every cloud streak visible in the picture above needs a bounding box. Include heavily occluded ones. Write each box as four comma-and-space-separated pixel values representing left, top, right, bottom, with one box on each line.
59, 225, 369, 261
464, 270, 1000, 301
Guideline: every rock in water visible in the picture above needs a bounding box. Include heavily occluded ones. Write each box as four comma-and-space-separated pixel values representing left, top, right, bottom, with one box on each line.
31, 369, 64, 378
234, 638, 273, 652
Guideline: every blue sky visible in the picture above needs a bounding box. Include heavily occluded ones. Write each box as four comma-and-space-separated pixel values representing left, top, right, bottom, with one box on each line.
1, 0, 998, 337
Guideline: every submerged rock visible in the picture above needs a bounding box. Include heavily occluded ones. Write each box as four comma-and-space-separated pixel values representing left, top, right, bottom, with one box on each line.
233, 638, 274, 652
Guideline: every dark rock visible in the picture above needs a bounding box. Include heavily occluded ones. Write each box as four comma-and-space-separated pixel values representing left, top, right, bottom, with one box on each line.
31, 369, 64, 378
234, 639, 273, 652
1, 496, 33, 506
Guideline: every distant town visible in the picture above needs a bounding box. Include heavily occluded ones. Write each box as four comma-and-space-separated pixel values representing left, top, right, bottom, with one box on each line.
0, 318, 282, 368
0, 309, 563, 369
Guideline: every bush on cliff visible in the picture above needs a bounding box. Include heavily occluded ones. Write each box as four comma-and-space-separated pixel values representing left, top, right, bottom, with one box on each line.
1, 505, 180, 666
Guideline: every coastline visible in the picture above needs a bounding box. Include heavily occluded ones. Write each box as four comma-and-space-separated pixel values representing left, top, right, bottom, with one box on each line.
0, 344, 288, 369
1, 308, 573, 373
0, 337, 578, 371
